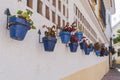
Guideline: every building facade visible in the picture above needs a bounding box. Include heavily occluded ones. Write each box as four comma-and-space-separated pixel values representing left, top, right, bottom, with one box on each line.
0, 0, 115, 80
90, 0, 115, 44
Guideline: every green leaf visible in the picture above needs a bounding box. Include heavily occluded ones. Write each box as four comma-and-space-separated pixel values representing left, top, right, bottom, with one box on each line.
117, 29, 120, 33
23, 12, 28, 18
16, 9, 36, 29
26, 9, 33, 15
17, 10, 23, 14
31, 25, 36, 29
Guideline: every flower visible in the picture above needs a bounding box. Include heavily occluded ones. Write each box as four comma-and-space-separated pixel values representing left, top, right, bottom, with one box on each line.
94, 42, 101, 51
61, 22, 77, 32
43, 25, 56, 37
62, 22, 72, 32
70, 35, 79, 43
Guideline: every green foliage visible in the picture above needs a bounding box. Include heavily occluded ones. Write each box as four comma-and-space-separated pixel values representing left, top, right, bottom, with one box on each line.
43, 25, 56, 38
89, 43, 93, 46
113, 35, 120, 44
17, 9, 36, 29
113, 29, 120, 44
17, 10, 23, 14
117, 29, 120, 33
94, 42, 101, 51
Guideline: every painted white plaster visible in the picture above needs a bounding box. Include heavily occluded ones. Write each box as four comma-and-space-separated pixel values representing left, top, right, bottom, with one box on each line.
0, 0, 110, 80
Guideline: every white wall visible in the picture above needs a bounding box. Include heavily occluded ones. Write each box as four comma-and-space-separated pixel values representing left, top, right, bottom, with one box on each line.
0, 0, 109, 80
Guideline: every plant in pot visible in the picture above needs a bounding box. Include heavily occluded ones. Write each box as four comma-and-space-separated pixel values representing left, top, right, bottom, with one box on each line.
84, 43, 92, 55
100, 43, 105, 57
59, 22, 72, 43
110, 47, 116, 55
42, 25, 57, 51
81, 39, 92, 55
104, 47, 109, 56
80, 37, 86, 50
8, 9, 36, 41
94, 42, 101, 56
75, 24, 83, 41
59, 21, 78, 43
89, 43, 94, 52
69, 35, 79, 52
79, 37, 92, 55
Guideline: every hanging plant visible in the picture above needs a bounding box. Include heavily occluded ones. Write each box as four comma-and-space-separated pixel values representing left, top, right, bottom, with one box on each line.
42, 25, 57, 51
75, 24, 84, 41
83, 40, 92, 55
8, 9, 36, 41
94, 42, 101, 51
59, 22, 72, 43
89, 43, 94, 52
100, 44, 105, 57
94, 42, 101, 56
104, 47, 109, 56
59, 21, 79, 43
17, 9, 36, 29
80, 39, 86, 50
69, 35, 79, 52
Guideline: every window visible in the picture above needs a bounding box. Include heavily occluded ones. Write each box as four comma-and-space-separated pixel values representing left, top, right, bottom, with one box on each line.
63, 19, 65, 26
46, 5, 50, 20
52, 0, 56, 7
91, 0, 96, 10
58, 0, 61, 12
79, 12, 82, 20
99, 0, 106, 27
95, 0, 97, 4
66, 0, 68, 4
27, 0, 33, 8
76, 20, 78, 26
76, 7, 78, 15
67, 8, 68, 18
52, 11, 56, 23
110, 0, 112, 7
63, 5, 65, 16
37, 0, 43, 15
58, 15, 61, 27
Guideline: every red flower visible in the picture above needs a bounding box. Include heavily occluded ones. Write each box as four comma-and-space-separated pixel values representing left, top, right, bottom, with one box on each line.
82, 36, 86, 39
70, 35, 79, 42
71, 28, 77, 32
66, 27, 71, 32
87, 44, 90, 48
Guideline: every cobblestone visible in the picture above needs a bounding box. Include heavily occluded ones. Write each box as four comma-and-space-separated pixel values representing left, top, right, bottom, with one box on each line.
102, 64, 120, 80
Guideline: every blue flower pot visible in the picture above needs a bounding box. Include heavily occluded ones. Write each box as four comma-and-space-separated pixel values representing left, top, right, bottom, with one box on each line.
8, 16, 31, 41
84, 48, 91, 55
9, 16, 31, 26
69, 42, 78, 52
80, 42, 86, 50
90, 46, 94, 52
104, 51, 108, 56
60, 31, 71, 43
95, 50, 101, 56
75, 32, 83, 41
42, 37, 57, 51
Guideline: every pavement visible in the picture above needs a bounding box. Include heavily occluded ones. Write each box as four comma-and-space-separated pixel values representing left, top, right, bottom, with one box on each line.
102, 64, 120, 80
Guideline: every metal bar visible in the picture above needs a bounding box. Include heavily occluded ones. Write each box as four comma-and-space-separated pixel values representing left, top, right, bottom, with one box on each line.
5, 8, 11, 30
38, 29, 43, 43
